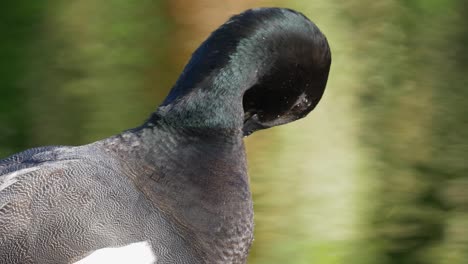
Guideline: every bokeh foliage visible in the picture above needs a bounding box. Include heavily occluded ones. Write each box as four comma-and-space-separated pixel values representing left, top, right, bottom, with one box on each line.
1, 1, 467, 263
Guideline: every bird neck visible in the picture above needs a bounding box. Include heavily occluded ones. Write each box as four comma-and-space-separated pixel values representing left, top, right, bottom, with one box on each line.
148, 43, 266, 134
120, 123, 253, 262
146, 8, 331, 136
145, 9, 296, 133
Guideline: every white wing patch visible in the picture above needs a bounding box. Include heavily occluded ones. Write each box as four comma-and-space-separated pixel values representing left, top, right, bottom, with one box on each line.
0, 167, 38, 191
74, 241, 157, 264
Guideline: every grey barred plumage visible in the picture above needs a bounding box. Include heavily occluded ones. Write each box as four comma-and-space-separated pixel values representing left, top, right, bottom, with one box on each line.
0, 7, 330, 263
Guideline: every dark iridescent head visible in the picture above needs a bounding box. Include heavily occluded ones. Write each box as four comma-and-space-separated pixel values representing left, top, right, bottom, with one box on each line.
153, 8, 331, 136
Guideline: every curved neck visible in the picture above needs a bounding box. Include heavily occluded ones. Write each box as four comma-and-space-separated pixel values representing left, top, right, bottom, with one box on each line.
152, 34, 269, 132
154, 60, 263, 133
146, 8, 331, 135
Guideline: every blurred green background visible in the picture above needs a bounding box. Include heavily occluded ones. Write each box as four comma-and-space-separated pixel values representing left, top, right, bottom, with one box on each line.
1, 1, 467, 263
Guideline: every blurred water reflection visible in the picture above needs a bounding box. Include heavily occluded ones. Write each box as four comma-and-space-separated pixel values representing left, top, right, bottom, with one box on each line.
1, 1, 467, 263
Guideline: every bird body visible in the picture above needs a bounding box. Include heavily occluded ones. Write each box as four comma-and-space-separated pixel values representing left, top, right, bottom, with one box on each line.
0, 8, 331, 263
1, 130, 251, 263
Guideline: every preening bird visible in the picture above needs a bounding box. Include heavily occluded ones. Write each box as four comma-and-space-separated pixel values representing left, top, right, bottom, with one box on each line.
0, 7, 331, 264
